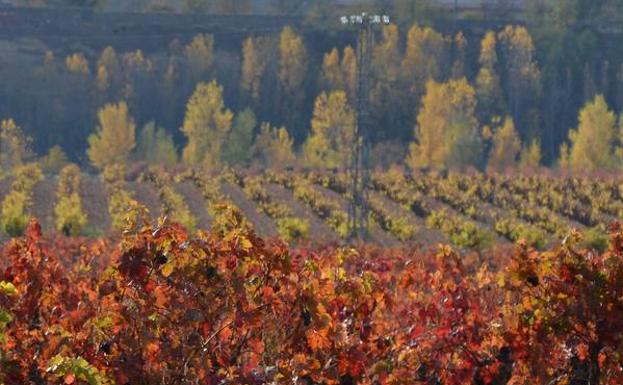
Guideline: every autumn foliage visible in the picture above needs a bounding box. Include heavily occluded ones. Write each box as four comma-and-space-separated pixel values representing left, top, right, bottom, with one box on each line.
0, 212, 622, 384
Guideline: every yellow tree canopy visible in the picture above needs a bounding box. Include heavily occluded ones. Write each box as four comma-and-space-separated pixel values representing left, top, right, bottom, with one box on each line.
519, 139, 542, 171
303, 91, 355, 169
488, 117, 521, 172
65, 53, 90, 76
181, 80, 233, 168
241, 36, 272, 101
0, 119, 32, 173
407, 78, 482, 170
278, 26, 307, 94
566, 95, 618, 172
87, 101, 136, 170
184, 34, 215, 81
401, 24, 447, 93
253, 122, 295, 169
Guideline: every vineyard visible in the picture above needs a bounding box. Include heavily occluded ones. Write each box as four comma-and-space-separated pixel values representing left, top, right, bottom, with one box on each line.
0, 165, 618, 251
1, 166, 623, 383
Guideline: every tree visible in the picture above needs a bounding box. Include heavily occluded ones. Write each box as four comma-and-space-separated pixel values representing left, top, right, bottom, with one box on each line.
253, 122, 295, 169
135, 122, 178, 167
278, 26, 307, 94
41, 145, 69, 174
488, 117, 521, 172
96, 46, 120, 94
87, 101, 136, 170
371, 24, 405, 140
498, 25, 542, 139
180, 80, 233, 168
520, 139, 542, 171
303, 91, 355, 169
65, 53, 90, 76
223, 108, 257, 166
54, 164, 87, 236
565, 95, 618, 171
320, 48, 341, 91
0, 119, 32, 174
184, 34, 215, 81
407, 78, 482, 170
401, 24, 447, 95
451, 32, 467, 79
476, 31, 504, 120
320, 46, 357, 102
241, 36, 272, 102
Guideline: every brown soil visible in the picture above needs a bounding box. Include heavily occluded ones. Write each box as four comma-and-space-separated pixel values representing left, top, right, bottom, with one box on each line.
221, 181, 279, 239
264, 183, 339, 245
80, 175, 111, 235
128, 181, 162, 220
175, 181, 211, 230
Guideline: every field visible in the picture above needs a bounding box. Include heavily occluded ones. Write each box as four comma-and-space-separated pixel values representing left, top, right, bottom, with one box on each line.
4, 166, 618, 250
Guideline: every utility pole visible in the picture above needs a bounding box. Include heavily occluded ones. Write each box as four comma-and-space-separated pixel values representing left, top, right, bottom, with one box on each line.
340, 12, 390, 241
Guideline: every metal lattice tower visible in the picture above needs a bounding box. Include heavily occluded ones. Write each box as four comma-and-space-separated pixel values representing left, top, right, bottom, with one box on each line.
340, 12, 390, 241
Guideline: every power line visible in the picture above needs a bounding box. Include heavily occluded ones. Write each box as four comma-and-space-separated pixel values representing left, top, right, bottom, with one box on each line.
340, 12, 389, 242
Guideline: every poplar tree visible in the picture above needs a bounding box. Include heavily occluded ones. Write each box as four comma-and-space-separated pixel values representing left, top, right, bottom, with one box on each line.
135, 122, 178, 167
181, 80, 233, 168
184, 34, 215, 81
278, 26, 307, 94
565, 95, 618, 171
0, 119, 32, 173
87, 101, 136, 170
407, 78, 482, 169
498, 25, 542, 138
54, 164, 88, 236
488, 117, 521, 172
476, 31, 504, 119
303, 91, 355, 169
253, 122, 295, 169
241, 36, 272, 102
223, 108, 257, 166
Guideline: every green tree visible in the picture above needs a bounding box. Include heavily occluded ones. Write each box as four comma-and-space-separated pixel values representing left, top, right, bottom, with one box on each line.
87, 101, 136, 170
407, 78, 482, 170
488, 117, 521, 172
565, 95, 618, 171
253, 122, 295, 169
181, 80, 234, 168
135, 122, 178, 167
303, 91, 355, 169
223, 108, 257, 166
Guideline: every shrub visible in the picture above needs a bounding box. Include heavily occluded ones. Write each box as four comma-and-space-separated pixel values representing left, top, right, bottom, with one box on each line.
0, 164, 43, 237
54, 164, 88, 236
277, 217, 309, 242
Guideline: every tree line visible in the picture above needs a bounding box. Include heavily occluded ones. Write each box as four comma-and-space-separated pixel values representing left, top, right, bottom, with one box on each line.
2, 0, 623, 173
